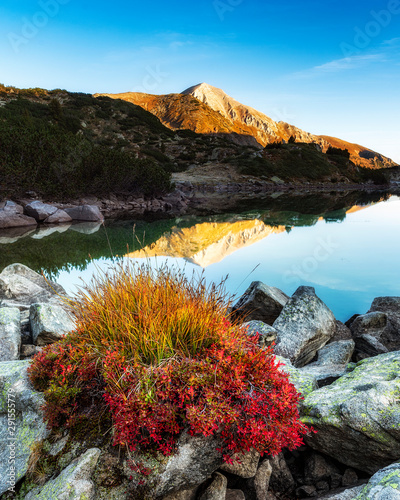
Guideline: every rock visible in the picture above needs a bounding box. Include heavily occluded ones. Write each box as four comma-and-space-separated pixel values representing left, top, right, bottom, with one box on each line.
198, 472, 227, 500
302, 351, 400, 474
146, 433, 223, 498
0, 308, 21, 361
232, 281, 289, 325
0, 211, 37, 229
330, 320, 352, 343
30, 303, 76, 345
350, 312, 395, 360
0, 263, 66, 306
163, 487, 199, 500
20, 345, 39, 359
24, 200, 58, 222
342, 468, 358, 487
318, 485, 364, 499
64, 205, 104, 222
370, 297, 400, 325
0, 360, 48, 495
355, 461, 400, 499
24, 448, 101, 500
304, 453, 333, 484
300, 340, 355, 387
295, 484, 317, 497
244, 321, 278, 347
2, 201, 24, 214
276, 356, 318, 400
225, 490, 246, 500
44, 209, 73, 224
273, 286, 336, 367
269, 453, 296, 495
246, 458, 273, 500
220, 450, 260, 478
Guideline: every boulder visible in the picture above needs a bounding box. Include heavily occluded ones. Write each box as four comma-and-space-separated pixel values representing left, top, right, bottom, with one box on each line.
355, 461, 400, 499
302, 351, 400, 474
0, 307, 21, 361
300, 340, 355, 387
225, 490, 246, 500
24, 200, 58, 222
273, 287, 336, 367
318, 485, 364, 499
220, 450, 260, 478
246, 458, 273, 500
24, 448, 101, 500
350, 312, 394, 360
0, 263, 66, 306
244, 321, 278, 347
163, 487, 199, 500
2, 201, 24, 214
0, 360, 48, 495
275, 356, 318, 401
198, 472, 227, 500
64, 205, 104, 222
0, 211, 37, 229
30, 303, 76, 345
329, 320, 352, 343
269, 453, 296, 496
44, 209, 73, 224
139, 433, 224, 498
232, 282, 289, 324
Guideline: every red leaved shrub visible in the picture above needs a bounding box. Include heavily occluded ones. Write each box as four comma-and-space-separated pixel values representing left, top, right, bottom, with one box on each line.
28, 262, 309, 473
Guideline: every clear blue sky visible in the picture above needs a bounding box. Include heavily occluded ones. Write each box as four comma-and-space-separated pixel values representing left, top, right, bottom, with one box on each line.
1, 0, 399, 161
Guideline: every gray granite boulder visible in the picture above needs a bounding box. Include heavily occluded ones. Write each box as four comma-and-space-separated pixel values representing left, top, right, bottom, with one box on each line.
30, 303, 76, 345
64, 205, 104, 222
198, 472, 227, 500
300, 340, 355, 387
225, 490, 245, 500
44, 209, 73, 224
24, 201, 58, 222
0, 263, 66, 307
355, 461, 400, 499
2, 201, 24, 214
244, 320, 278, 347
0, 307, 21, 361
220, 450, 260, 478
0, 360, 48, 495
0, 211, 37, 230
232, 282, 289, 325
319, 485, 364, 499
24, 448, 101, 500
273, 287, 336, 367
245, 458, 273, 500
350, 312, 393, 360
302, 351, 400, 474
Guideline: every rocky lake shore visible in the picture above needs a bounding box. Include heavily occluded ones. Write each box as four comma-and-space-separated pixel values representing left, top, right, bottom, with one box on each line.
0, 263, 399, 499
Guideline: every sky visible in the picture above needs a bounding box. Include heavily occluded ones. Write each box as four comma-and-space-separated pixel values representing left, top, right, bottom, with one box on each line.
1, 0, 399, 162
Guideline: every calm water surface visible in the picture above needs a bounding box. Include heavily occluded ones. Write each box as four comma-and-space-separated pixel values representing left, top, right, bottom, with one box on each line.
1, 192, 399, 322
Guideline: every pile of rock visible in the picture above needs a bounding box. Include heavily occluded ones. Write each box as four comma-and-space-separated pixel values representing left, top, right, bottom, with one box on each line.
0, 200, 104, 230
0, 268, 399, 499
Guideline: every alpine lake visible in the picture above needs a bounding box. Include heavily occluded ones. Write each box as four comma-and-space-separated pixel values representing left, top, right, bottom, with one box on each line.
1, 190, 399, 323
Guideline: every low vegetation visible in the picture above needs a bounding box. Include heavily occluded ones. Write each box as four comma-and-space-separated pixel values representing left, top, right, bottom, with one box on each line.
28, 262, 308, 484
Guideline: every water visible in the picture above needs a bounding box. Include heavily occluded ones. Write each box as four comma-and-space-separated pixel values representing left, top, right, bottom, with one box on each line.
1, 191, 399, 322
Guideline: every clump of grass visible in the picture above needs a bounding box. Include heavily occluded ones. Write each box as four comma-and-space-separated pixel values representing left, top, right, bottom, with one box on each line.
69, 261, 238, 365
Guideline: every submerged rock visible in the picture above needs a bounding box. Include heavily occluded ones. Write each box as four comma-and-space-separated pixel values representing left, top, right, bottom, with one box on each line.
232, 281, 289, 325
0, 361, 48, 495
273, 286, 336, 367
302, 351, 400, 474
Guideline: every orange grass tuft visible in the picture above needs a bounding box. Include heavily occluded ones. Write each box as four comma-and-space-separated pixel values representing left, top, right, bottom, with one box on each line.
68, 261, 241, 366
